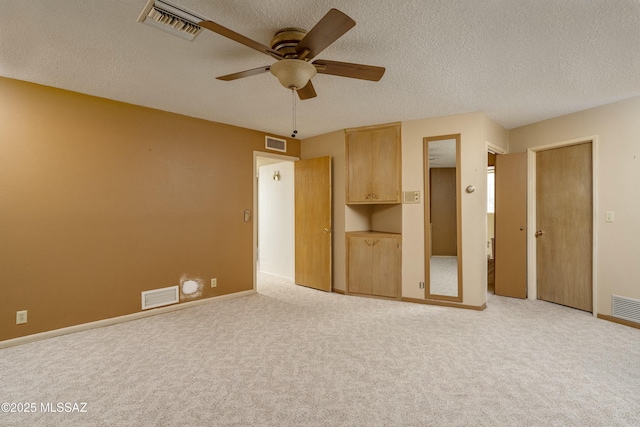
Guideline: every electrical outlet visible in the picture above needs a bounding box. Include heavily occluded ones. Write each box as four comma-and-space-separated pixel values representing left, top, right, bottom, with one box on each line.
16, 310, 27, 325
211, 278, 217, 288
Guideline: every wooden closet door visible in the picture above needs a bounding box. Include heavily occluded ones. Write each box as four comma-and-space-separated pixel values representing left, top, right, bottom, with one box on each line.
536, 143, 592, 312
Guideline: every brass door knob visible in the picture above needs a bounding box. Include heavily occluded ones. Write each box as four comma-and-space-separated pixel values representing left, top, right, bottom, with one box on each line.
535, 230, 544, 237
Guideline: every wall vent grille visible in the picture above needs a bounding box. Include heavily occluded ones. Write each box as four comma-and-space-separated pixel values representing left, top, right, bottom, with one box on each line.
137, 0, 206, 41
265, 136, 287, 153
142, 286, 179, 310
612, 294, 640, 324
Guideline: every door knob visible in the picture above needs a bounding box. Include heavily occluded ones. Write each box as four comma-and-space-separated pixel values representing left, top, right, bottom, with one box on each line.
322, 228, 332, 234
535, 230, 544, 237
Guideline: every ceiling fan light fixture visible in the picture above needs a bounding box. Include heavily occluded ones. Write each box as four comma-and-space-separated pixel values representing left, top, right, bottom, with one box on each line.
270, 59, 317, 90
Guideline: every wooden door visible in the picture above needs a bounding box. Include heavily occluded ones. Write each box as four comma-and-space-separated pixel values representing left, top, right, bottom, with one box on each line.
371, 236, 400, 298
430, 168, 457, 256
371, 125, 401, 202
536, 143, 592, 312
295, 156, 332, 292
494, 152, 527, 298
346, 131, 372, 203
347, 235, 373, 295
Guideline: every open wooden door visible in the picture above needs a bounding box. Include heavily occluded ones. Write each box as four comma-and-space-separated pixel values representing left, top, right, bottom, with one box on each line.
494, 152, 527, 298
295, 156, 332, 292
536, 143, 592, 312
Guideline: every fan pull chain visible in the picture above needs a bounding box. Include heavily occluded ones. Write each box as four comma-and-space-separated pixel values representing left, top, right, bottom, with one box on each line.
291, 88, 298, 138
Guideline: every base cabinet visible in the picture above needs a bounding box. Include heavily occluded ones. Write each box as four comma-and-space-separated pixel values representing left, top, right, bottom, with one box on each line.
347, 232, 401, 298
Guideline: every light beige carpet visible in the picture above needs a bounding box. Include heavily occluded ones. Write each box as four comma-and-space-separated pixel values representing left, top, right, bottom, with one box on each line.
1, 273, 639, 426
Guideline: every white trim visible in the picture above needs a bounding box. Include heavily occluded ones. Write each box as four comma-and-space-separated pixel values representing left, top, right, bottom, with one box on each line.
526, 135, 598, 316
0, 290, 256, 349
252, 151, 298, 292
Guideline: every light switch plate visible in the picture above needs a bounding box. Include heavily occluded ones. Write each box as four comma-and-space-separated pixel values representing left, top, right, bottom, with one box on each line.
605, 211, 614, 223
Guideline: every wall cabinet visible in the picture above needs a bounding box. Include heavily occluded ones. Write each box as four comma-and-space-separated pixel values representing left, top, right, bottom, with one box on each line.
347, 232, 401, 298
346, 124, 401, 204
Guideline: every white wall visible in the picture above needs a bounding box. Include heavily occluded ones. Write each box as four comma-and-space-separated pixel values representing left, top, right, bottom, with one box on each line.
509, 95, 640, 315
258, 161, 294, 280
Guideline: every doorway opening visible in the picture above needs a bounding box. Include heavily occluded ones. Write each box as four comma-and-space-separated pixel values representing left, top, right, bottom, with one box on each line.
254, 153, 297, 292
487, 152, 496, 295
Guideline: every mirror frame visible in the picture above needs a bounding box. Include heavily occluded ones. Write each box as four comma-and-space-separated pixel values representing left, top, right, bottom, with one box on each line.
423, 134, 463, 302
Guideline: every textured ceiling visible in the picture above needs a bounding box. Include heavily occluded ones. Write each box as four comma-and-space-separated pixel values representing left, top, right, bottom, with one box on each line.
1, 1, 639, 138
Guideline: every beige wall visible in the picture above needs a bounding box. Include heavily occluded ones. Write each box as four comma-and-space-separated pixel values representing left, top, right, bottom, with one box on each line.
302, 113, 508, 304
509, 95, 640, 315
402, 113, 508, 306
0, 77, 299, 342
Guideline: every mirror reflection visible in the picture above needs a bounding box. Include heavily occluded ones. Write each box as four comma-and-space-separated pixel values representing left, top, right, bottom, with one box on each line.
424, 135, 462, 301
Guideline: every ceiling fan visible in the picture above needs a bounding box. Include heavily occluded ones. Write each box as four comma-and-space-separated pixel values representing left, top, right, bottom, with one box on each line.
197, 8, 386, 100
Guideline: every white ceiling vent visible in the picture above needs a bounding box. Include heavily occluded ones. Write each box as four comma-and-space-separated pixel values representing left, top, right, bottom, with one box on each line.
137, 0, 206, 41
266, 136, 287, 153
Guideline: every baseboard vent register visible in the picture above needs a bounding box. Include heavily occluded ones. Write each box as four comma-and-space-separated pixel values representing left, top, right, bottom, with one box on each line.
142, 286, 180, 310
265, 136, 287, 153
137, 0, 206, 41
612, 294, 640, 324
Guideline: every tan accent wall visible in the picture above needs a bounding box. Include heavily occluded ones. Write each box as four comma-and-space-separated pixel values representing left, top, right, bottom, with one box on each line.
0, 77, 299, 341
509, 95, 640, 315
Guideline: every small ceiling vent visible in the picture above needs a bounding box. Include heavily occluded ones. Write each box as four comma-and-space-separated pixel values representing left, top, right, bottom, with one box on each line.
137, 0, 206, 41
266, 136, 287, 153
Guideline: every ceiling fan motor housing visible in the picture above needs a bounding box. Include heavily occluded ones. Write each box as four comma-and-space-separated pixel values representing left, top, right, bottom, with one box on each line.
270, 28, 308, 58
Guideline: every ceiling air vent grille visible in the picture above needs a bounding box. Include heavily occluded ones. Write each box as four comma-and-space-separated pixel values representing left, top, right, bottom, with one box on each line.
266, 136, 287, 153
137, 0, 206, 41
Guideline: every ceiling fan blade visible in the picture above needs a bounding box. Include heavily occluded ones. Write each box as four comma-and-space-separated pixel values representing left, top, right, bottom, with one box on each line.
295, 9, 355, 60
313, 60, 385, 81
216, 66, 271, 81
199, 20, 282, 59
297, 80, 317, 100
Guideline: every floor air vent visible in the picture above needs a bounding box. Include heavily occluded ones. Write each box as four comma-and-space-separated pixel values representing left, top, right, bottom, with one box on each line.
612, 295, 640, 324
142, 286, 179, 310
137, 0, 206, 41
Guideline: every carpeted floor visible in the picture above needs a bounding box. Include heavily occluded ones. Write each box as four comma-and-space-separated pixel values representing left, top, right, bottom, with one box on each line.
1, 273, 639, 426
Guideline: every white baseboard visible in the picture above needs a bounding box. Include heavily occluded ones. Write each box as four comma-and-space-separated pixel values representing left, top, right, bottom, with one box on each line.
0, 290, 256, 349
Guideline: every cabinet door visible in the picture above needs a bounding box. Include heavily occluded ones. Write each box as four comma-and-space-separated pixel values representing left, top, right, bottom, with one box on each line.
371, 126, 401, 203
347, 236, 373, 295
371, 237, 400, 297
346, 131, 373, 203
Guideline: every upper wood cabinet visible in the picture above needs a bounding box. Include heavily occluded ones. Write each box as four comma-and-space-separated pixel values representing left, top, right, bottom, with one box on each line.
346, 123, 401, 204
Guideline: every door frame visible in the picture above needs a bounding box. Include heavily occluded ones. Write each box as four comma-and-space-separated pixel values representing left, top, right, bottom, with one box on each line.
525, 136, 598, 316
252, 151, 299, 292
